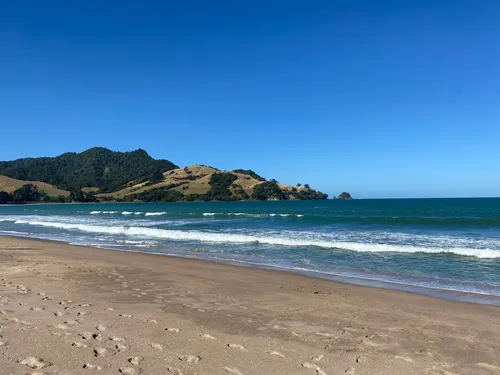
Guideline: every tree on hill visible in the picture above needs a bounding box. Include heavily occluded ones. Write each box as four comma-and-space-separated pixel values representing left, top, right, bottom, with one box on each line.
0, 191, 13, 204
233, 169, 265, 181
12, 184, 42, 202
69, 190, 98, 203
251, 181, 286, 201
206, 172, 238, 200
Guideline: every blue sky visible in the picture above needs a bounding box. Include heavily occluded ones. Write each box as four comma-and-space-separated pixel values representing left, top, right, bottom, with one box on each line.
1, 1, 499, 198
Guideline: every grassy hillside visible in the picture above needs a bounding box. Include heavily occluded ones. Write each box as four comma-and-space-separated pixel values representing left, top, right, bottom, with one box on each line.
98, 166, 328, 202
0, 147, 178, 193
0, 176, 69, 197
0, 148, 329, 202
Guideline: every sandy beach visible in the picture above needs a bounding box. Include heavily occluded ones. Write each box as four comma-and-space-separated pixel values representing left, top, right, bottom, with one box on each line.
0, 236, 499, 375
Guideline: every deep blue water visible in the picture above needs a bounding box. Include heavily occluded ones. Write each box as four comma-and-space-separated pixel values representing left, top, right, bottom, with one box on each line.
1, 199, 499, 305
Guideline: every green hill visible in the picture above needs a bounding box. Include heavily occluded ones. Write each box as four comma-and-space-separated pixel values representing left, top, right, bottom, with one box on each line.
0, 147, 178, 193
99, 165, 328, 202
0, 148, 329, 202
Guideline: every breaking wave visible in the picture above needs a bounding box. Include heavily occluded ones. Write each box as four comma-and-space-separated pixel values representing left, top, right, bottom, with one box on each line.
11, 219, 500, 259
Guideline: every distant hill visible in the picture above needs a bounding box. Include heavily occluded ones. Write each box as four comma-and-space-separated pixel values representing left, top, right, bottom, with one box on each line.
0, 148, 329, 202
98, 165, 328, 202
0, 175, 69, 198
0, 147, 178, 193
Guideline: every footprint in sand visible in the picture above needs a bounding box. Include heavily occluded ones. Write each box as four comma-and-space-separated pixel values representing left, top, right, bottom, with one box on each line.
92, 333, 103, 341
73, 342, 88, 348
110, 336, 125, 342
167, 368, 184, 375
312, 354, 324, 362
79, 332, 93, 340
224, 367, 243, 375
166, 327, 180, 333
360, 338, 378, 347
316, 332, 336, 338
94, 347, 106, 357
96, 324, 106, 331
151, 343, 163, 350
355, 355, 367, 363
268, 350, 285, 358
129, 356, 143, 366
119, 367, 136, 375
51, 331, 71, 337
303, 362, 327, 375
106, 308, 114, 311
53, 323, 69, 330
54, 311, 63, 317
345, 368, 356, 375
116, 344, 127, 352
201, 334, 216, 340
120, 314, 132, 318
227, 343, 246, 350
178, 355, 201, 363
394, 356, 413, 363
83, 363, 102, 370
19, 357, 52, 369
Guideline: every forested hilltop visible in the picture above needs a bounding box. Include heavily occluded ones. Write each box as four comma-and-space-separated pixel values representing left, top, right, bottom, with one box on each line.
0, 148, 332, 203
0, 147, 177, 193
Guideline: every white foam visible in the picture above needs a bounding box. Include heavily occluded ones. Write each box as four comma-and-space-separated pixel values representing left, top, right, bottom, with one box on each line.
145, 212, 167, 216
122, 211, 133, 215
11, 220, 500, 259
202, 212, 303, 218
90, 211, 101, 214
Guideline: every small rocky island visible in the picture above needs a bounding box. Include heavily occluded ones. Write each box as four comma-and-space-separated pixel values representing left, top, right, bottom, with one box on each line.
334, 192, 353, 200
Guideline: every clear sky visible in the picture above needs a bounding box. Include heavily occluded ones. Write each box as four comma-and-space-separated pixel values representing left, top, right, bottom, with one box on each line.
1, 1, 499, 198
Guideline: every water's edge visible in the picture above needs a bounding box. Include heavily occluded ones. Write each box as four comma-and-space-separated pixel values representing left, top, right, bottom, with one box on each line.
3, 233, 500, 307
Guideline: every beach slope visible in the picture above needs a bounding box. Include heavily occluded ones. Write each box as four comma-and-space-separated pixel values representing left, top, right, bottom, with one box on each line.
0, 236, 499, 375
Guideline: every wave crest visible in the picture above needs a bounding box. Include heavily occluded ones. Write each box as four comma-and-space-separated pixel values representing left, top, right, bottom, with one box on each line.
12, 219, 500, 259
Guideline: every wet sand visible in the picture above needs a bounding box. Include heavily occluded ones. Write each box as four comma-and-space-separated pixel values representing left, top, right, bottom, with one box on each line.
0, 235, 499, 375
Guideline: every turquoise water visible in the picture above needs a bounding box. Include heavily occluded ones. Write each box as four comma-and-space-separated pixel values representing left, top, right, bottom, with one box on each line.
1, 199, 499, 305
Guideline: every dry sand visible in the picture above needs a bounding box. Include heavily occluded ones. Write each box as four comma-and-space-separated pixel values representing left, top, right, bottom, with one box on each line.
0, 236, 499, 375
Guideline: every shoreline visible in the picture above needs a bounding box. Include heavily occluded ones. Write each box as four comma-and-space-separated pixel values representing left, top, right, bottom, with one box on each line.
3, 233, 500, 307
1, 235, 499, 374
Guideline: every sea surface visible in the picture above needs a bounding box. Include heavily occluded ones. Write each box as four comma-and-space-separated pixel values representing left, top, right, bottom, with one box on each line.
1, 199, 499, 305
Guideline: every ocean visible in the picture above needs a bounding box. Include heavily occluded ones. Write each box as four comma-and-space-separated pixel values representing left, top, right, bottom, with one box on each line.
1, 199, 499, 305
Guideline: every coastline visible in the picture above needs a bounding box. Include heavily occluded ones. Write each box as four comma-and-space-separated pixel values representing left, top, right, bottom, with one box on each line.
1, 235, 499, 374
4, 232, 500, 307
